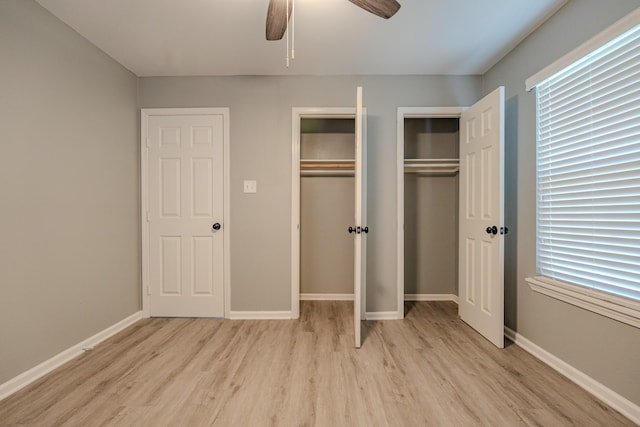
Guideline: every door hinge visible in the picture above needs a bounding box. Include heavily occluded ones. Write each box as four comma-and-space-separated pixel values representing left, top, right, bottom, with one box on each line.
146, 211, 150, 222
147, 285, 151, 295
146, 138, 150, 148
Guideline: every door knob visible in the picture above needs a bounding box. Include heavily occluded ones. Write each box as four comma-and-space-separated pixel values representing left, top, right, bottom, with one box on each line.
348, 226, 368, 234
212, 222, 221, 231
486, 226, 498, 235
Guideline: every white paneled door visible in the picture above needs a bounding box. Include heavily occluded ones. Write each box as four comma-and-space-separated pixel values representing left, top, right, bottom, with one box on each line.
143, 109, 226, 317
459, 87, 505, 348
354, 86, 367, 348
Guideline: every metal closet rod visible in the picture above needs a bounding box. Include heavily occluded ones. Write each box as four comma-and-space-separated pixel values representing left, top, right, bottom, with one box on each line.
404, 158, 459, 175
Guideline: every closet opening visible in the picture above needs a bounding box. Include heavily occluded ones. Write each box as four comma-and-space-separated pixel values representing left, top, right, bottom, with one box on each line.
291, 108, 359, 319
300, 118, 355, 301
396, 108, 464, 319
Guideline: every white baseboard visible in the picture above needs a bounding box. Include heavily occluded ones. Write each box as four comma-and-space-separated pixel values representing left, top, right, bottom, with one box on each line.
300, 293, 354, 301
505, 327, 640, 425
0, 311, 143, 402
405, 294, 459, 303
228, 311, 293, 320
365, 311, 402, 320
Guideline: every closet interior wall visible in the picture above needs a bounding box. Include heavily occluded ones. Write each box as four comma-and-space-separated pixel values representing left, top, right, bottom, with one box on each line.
404, 118, 459, 297
300, 118, 355, 297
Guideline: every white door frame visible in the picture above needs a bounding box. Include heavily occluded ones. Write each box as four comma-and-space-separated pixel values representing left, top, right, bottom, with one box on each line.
141, 108, 231, 319
291, 107, 360, 319
395, 107, 466, 319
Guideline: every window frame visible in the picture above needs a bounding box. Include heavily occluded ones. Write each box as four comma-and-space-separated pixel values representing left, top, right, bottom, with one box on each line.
525, 8, 640, 329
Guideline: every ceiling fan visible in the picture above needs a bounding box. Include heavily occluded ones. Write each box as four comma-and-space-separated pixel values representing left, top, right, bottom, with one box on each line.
266, 0, 401, 41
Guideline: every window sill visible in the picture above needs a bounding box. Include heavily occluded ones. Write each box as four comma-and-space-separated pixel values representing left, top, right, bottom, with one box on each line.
526, 276, 640, 329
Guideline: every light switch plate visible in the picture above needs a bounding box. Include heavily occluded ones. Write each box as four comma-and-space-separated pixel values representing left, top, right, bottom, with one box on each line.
243, 180, 257, 193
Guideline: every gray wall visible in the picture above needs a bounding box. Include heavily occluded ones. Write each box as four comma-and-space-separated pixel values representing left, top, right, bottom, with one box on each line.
0, 0, 140, 384
482, 0, 640, 406
139, 75, 482, 312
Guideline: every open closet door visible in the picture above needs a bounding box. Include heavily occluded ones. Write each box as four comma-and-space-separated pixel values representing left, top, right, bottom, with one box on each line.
354, 86, 367, 348
459, 86, 505, 348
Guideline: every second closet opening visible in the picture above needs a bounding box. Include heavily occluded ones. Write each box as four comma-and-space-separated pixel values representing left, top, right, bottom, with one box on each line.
399, 114, 462, 312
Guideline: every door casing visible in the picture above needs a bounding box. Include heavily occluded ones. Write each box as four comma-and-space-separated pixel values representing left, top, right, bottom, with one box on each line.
395, 107, 466, 319
291, 107, 366, 320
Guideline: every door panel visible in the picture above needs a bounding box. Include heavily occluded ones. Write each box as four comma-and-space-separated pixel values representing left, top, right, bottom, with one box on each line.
459, 87, 505, 348
147, 113, 225, 317
354, 86, 367, 348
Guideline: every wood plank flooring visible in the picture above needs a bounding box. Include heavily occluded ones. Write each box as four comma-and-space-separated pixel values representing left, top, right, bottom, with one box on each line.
0, 301, 634, 426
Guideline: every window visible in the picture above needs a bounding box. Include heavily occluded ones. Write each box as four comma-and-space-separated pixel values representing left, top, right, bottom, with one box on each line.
526, 9, 640, 328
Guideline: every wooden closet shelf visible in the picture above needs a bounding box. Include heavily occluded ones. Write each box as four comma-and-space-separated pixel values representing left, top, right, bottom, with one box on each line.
300, 159, 355, 170
300, 159, 355, 177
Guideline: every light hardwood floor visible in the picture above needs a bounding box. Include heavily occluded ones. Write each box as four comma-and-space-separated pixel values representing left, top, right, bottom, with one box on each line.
0, 301, 634, 426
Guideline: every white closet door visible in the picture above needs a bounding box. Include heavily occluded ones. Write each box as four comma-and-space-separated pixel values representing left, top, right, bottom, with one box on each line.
354, 86, 367, 348
146, 111, 225, 318
458, 87, 505, 348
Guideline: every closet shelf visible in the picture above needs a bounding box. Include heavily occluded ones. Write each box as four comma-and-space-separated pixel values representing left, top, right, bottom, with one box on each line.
404, 158, 459, 175
300, 159, 355, 177
301, 159, 355, 168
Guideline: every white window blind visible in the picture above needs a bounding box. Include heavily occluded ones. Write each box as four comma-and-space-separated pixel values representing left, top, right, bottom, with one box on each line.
535, 23, 640, 302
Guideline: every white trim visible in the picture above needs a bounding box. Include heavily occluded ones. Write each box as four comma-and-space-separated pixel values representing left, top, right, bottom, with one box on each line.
291, 107, 360, 321
222, 111, 232, 320
228, 311, 293, 320
141, 110, 150, 316
0, 311, 142, 402
505, 327, 640, 425
405, 294, 459, 303
300, 293, 354, 301
526, 276, 640, 329
396, 107, 466, 320
365, 311, 402, 320
526, 7, 640, 90
140, 108, 231, 319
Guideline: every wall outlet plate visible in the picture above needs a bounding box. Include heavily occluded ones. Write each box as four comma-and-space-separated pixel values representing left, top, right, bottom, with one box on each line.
243, 180, 257, 193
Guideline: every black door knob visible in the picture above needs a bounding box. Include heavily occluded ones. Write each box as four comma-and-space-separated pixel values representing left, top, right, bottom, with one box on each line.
349, 226, 368, 234
212, 222, 221, 231
486, 226, 498, 235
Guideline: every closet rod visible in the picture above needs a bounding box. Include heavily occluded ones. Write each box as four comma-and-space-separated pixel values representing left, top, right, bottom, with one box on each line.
404, 163, 459, 169
404, 158, 459, 174
404, 158, 459, 164
404, 167, 459, 175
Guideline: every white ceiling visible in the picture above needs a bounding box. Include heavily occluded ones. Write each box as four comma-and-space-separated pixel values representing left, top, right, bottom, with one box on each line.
35, 0, 567, 77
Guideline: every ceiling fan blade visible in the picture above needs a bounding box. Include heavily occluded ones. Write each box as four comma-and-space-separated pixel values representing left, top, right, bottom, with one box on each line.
348, 0, 401, 19
266, 0, 292, 41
